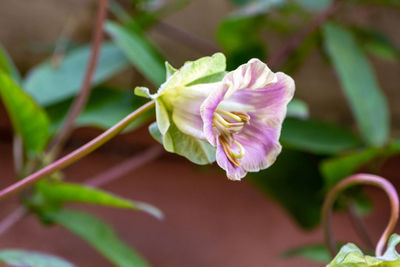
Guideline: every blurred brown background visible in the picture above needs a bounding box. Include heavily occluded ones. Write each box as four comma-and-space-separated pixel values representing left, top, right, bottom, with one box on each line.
0, 0, 400, 266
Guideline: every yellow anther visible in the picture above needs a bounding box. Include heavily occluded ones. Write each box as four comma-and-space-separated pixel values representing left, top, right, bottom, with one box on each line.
216, 109, 243, 122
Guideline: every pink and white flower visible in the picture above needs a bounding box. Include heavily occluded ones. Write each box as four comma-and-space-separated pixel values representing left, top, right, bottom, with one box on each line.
200, 59, 295, 180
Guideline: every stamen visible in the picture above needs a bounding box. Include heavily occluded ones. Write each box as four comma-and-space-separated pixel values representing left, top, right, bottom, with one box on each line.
216, 109, 243, 122
232, 112, 250, 122
214, 114, 245, 131
219, 136, 240, 167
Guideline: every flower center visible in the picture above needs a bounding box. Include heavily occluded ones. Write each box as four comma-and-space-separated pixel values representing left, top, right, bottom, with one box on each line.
212, 109, 250, 167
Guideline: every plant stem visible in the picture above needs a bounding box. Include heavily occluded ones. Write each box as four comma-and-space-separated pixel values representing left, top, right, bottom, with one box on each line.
322, 173, 399, 257
268, 1, 342, 68
0, 101, 155, 203
48, 0, 109, 155
85, 145, 163, 188
0, 207, 26, 236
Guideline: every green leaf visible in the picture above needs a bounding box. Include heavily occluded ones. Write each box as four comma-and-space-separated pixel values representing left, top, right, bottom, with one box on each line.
327, 238, 400, 266
323, 22, 390, 147
37, 180, 162, 219
281, 118, 362, 155
321, 149, 379, 189
231, 0, 285, 17
249, 149, 324, 229
353, 27, 399, 62
106, 21, 165, 86
0, 72, 50, 154
162, 121, 216, 165
293, 0, 332, 11
52, 209, 149, 267
0, 44, 21, 84
24, 42, 129, 106
286, 99, 309, 119
320, 142, 400, 189
46, 86, 152, 132
0, 250, 75, 267
382, 234, 400, 260
360, 0, 400, 7
282, 244, 333, 263
218, 16, 267, 69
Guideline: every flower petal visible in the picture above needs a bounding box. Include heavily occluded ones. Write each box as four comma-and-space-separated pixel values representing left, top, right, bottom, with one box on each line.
200, 82, 227, 146
172, 83, 218, 139
224, 58, 277, 99
235, 121, 282, 172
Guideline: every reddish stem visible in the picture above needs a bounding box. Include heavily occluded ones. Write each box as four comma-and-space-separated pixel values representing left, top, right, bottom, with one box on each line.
0, 101, 155, 203
48, 0, 109, 155
322, 173, 399, 257
268, 1, 342, 68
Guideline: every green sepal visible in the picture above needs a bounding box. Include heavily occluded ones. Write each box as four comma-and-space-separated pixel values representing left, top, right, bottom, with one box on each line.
162, 121, 216, 165
134, 86, 152, 99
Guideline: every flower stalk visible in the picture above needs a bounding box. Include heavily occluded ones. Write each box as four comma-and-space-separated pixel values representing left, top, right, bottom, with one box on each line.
0, 101, 155, 203
322, 173, 399, 257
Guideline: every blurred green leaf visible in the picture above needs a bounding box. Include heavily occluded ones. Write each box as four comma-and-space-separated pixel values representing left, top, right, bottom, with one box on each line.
232, 0, 284, 17
250, 149, 324, 229
0, 72, 50, 154
321, 141, 400, 188
352, 27, 399, 62
0, 44, 21, 84
0, 250, 75, 267
281, 118, 362, 155
46, 86, 153, 132
328, 235, 400, 266
321, 149, 378, 189
24, 42, 129, 106
106, 21, 165, 86
282, 31, 320, 73
282, 244, 333, 263
218, 16, 266, 69
286, 99, 309, 119
323, 22, 390, 147
37, 180, 163, 219
360, 0, 400, 7
293, 0, 332, 11
53, 209, 149, 267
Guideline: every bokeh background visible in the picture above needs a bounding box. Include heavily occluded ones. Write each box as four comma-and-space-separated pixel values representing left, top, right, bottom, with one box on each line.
0, 0, 399, 266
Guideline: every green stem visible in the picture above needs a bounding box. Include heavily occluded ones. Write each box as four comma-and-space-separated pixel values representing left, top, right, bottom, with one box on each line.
0, 101, 155, 202
322, 173, 399, 257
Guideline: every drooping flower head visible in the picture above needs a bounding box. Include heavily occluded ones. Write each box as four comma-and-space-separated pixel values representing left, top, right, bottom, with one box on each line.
135, 54, 295, 180
201, 59, 295, 180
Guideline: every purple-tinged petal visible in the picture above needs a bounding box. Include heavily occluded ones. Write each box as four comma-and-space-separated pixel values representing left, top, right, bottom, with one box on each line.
224, 58, 277, 98
235, 119, 282, 172
200, 82, 227, 146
